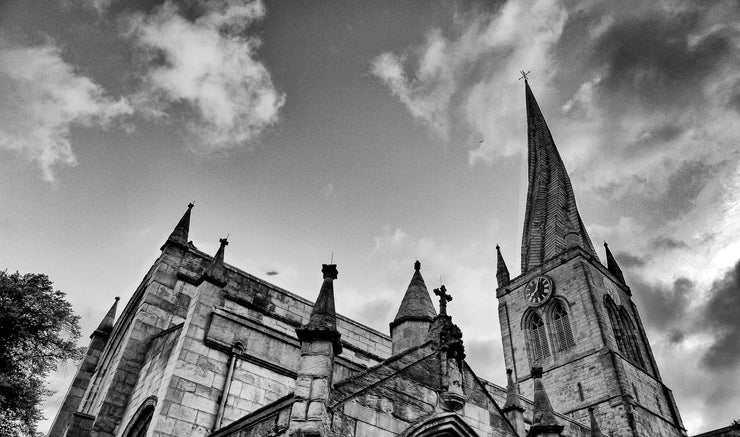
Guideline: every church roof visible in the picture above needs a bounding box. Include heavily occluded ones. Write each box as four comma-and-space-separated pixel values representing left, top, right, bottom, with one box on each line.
521, 81, 597, 273
390, 261, 436, 328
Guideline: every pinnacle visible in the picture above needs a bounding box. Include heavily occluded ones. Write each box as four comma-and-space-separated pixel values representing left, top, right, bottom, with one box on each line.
391, 261, 436, 327
161, 203, 194, 251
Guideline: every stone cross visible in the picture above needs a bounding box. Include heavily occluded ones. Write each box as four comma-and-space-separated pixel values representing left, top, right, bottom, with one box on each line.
434, 285, 452, 316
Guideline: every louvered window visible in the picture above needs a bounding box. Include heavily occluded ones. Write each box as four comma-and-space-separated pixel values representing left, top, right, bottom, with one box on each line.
552, 301, 575, 351
527, 313, 550, 362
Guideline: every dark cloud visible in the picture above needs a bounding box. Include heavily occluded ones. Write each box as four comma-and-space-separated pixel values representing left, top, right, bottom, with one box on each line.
615, 251, 645, 268
624, 123, 685, 156
632, 276, 694, 332
700, 260, 740, 371
649, 236, 688, 252
592, 7, 738, 111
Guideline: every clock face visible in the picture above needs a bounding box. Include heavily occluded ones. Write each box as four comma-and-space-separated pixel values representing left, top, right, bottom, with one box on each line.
524, 276, 553, 306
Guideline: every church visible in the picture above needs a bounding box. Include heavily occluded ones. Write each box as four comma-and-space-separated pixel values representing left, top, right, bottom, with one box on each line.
48, 81, 695, 437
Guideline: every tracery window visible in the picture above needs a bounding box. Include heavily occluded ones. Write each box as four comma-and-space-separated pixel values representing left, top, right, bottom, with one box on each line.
525, 312, 550, 363
122, 397, 156, 437
605, 297, 644, 368
551, 300, 575, 351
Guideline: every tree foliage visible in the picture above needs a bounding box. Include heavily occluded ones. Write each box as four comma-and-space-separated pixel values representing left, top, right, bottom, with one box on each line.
0, 271, 82, 436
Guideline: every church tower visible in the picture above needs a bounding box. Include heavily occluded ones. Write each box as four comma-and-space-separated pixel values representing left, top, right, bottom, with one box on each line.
496, 80, 687, 436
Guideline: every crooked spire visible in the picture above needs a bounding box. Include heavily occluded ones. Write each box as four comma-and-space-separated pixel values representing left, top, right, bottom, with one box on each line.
496, 245, 510, 288
92, 297, 119, 338
297, 264, 342, 354
199, 238, 228, 286
604, 242, 626, 284
391, 261, 436, 327
521, 81, 596, 272
161, 203, 194, 250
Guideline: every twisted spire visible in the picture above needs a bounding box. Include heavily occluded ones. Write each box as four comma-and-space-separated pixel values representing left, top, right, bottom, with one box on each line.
521, 81, 597, 272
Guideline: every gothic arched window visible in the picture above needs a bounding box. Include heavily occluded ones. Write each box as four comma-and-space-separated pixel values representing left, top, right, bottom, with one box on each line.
605, 297, 645, 368
619, 308, 645, 367
122, 397, 156, 437
525, 312, 550, 363
551, 300, 575, 351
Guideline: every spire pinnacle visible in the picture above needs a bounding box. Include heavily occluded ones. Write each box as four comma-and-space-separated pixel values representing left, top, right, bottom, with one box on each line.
496, 245, 510, 288
161, 203, 194, 251
521, 81, 597, 273
391, 261, 436, 328
604, 241, 626, 284
502, 369, 524, 412
92, 296, 119, 338
297, 264, 342, 354
199, 237, 228, 286
530, 367, 561, 428
589, 407, 604, 437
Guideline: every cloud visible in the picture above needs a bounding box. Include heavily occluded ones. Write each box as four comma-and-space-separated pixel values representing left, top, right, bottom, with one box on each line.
700, 259, 740, 371
371, 0, 567, 151
125, 0, 284, 150
0, 39, 132, 182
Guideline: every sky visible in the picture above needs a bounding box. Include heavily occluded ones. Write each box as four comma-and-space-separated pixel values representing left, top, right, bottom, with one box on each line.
1, 0, 739, 434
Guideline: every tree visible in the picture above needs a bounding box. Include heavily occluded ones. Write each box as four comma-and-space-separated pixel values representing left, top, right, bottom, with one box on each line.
0, 271, 82, 437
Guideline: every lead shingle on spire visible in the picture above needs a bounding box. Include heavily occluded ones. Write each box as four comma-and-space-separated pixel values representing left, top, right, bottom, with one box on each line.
521, 81, 597, 273
161, 202, 194, 250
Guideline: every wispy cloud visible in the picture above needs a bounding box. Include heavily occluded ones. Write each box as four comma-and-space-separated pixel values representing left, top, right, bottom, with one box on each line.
125, 0, 285, 150
0, 39, 132, 182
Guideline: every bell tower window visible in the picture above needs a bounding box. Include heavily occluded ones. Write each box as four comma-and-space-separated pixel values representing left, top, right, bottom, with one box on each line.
525, 312, 550, 363
551, 300, 575, 351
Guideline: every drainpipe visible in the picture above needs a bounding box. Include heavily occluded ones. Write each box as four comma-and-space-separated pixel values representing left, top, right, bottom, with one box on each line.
215, 342, 244, 429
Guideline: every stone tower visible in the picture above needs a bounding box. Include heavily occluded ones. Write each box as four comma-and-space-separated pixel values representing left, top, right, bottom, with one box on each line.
496, 80, 687, 436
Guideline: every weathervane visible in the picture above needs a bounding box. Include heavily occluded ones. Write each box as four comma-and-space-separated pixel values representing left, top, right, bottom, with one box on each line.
519, 70, 530, 81
434, 285, 452, 316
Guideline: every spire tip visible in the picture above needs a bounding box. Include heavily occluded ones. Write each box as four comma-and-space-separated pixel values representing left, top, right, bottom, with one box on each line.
414, 260, 421, 271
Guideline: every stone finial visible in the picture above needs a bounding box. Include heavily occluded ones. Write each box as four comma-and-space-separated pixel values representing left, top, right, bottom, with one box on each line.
414, 260, 421, 271
434, 285, 452, 316
296, 264, 342, 354
521, 80, 597, 273
199, 237, 228, 287
161, 202, 194, 251
604, 241, 626, 284
92, 297, 119, 338
496, 245, 511, 288
589, 407, 604, 437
